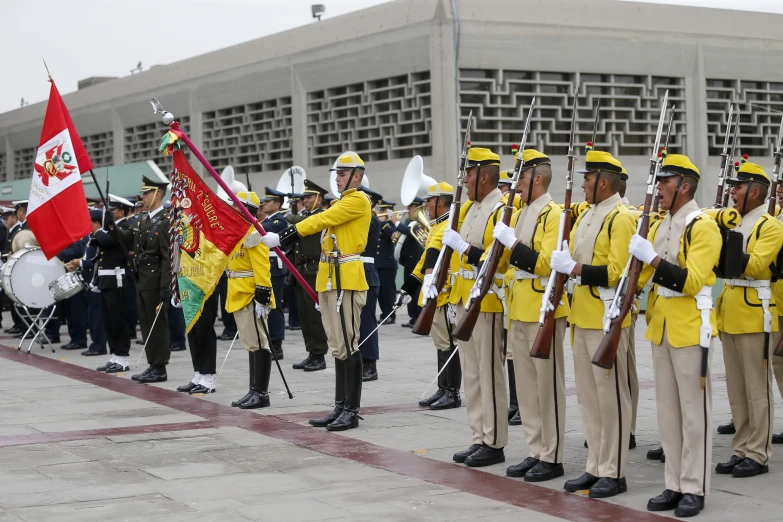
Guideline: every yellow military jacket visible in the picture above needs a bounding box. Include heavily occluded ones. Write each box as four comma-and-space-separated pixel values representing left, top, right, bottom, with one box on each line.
568, 201, 635, 330
500, 200, 569, 323
295, 187, 371, 293
717, 206, 783, 334
449, 195, 509, 313
225, 226, 276, 313
412, 214, 453, 308
501, 191, 523, 210
639, 212, 720, 348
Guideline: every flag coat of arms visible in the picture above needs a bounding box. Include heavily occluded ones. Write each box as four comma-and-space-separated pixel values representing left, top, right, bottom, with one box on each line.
27, 81, 93, 259
171, 151, 250, 332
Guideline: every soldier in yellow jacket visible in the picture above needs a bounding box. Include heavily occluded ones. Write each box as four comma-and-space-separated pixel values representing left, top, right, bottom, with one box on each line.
442, 147, 509, 468
492, 149, 569, 483
225, 192, 276, 410
630, 154, 720, 518
262, 152, 372, 432
715, 160, 783, 478
550, 149, 635, 498
398, 181, 461, 410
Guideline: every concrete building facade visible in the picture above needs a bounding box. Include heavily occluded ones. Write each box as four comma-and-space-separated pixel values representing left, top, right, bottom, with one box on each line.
2, 0, 783, 206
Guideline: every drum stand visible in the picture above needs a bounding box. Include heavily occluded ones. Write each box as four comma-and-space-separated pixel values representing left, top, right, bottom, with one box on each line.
16, 304, 57, 354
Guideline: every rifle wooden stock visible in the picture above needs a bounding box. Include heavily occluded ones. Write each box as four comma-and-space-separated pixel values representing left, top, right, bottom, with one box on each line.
453, 203, 514, 342
530, 318, 556, 359
411, 193, 461, 336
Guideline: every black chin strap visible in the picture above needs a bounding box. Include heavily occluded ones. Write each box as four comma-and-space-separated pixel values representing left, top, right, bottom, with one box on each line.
740, 181, 752, 216
669, 176, 684, 212
474, 166, 481, 201
526, 167, 538, 205
592, 171, 601, 204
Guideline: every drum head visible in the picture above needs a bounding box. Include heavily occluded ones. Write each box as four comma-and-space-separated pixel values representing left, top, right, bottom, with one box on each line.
4, 248, 65, 308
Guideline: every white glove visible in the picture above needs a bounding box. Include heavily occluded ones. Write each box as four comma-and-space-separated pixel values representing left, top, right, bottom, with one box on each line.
394, 291, 411, 308
315, 303, 321, 312
442, 228, 470, 255
255, 302, 270, 319
550, 240, 577, 275
422, 273, 438, 300
629, 234, 658, 265
610, 303, 622, 319
260, 232, 280, 249
447, 303, 457, 324
492, 221, 517, 249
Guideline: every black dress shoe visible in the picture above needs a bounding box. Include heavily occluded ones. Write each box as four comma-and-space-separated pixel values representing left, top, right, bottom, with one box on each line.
675, 494, 704, 517
584, 440, 588, 448
647, 446, 664, 460
4, 326, 22, 335
564, 472, 599, 493
773, 432, 783, 444
132, 367, 153, 382
96, 360, 113, 372
326, 410, 361, 431
401, 320, 414, 328
647, 489, 683, 511
287, 325, 301, 331
170, 345, 186, 352
309, 403, 344, 427
717, 419, 736, 435
135, 367, 167, 383
629, 433, 636, 449
104, 362, 129, 374
189, 384, 214, 395
81, 349, 107, 356
661, 452, 666, 464
453, 444, 482, 463
239, 391, 270, 409
61, 342, 87, 350
715, 455, 744, 474
177, 382, 198, 393
219, 332, 236, 341
293, 355, 312, 370
506, 457, 539, 477
524, 461, 565, 482
509, 410, 521, 426
378, 318, 395, 325
732, 457, 768, 478
303, 355, 326, 372
135, 339, 145, 345
465, 444, 505, 467
430, 390, 461, 410
232, 390, 255, 407
272, 344, 284, 360
419, 389, 445, 407
362, 360, 378, 382
589, 477, 627, 498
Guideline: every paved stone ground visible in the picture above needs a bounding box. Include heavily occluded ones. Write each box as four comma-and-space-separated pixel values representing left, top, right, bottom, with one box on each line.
0, 310, 781, 522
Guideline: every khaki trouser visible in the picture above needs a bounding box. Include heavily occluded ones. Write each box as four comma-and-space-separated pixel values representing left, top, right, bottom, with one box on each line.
319, 290, 366, 360
510, 318, 566, 464
431, 305, 454, 352
456, 304, 508, 449
628, 314, 640, 434
573, 326, 632, 478
234, 302, 270, 352
773, 317, 783, 406
653, 328, 712, 496
721, 331, 774, 465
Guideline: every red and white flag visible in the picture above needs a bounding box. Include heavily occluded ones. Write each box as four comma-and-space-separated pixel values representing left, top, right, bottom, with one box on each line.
27, 81, 93, 259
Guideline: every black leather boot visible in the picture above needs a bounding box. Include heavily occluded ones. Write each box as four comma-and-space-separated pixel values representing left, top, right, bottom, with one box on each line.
524, 461, 565, 482
271, 340, 284, 361
647, 489, 683, 511
715, 455, 743, 474
717, 419, 735, 434
362, 359, 378, 382
588, 477, 627, 498
464, 444, 505, 467
675, 494, 704, 517
419, 350, 447, 407
293, 354, 312, 370
506, 457, 539, 477
327, 352, 363, 431
647, 446, 664, 461
136, 365, 167, 383
232, 351, 256, 407
453, 444, 482, 463
303, 354, 326, 372
240, 350, 271, 409
309, 359, 345, 427
431, 351, 461, 409
507, 359, 519, 421
564, 472, 599, 493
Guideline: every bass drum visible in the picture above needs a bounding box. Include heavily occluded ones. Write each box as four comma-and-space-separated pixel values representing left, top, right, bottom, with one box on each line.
2, 247, 65, 308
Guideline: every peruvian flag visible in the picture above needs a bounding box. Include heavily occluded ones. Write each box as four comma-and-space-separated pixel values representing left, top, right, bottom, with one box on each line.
27, 81, 93, 259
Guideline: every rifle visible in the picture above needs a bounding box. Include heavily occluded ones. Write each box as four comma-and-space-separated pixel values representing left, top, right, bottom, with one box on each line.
592, 90, 669, 370
529, 94, 578, 359
411, 110, 472, 336
651, 104, 676, 213
714, 105, 735, 208
452, 99, 536, 342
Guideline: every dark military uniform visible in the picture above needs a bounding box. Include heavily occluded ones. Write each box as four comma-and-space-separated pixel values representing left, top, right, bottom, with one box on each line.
395, 204, 425, 325
359, 214, 381, 380
2, 214, 24, 334
123, 212, 139, 340
111, 176, 171, 382
377, 202, 399, 324
261, 189, 289, 358
81, 211, 107, 357
52, 237, 90, 348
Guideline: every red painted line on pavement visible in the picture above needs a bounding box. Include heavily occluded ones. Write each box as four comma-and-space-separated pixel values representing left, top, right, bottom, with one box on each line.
0, 345, 671, 522
0, 420, 220, 447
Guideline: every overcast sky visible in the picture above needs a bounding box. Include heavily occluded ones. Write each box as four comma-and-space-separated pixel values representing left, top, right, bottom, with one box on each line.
1, 0, 782, 115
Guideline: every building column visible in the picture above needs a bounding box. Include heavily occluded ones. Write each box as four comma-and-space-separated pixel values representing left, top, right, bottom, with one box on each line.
3, 136, 12, 182
429, 0, 459, 180
291, 66, 308, 169
188, 93, 204, 177
686, 44, 710, 208
112, 109, 124, 167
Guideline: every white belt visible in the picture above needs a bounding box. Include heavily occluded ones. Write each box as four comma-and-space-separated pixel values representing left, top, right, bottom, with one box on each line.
514, 270, 549, 286
657, 285, 714, 348
460, 268, 477, 280
98, 268, 125, 288
725, 279, 772, 334
269, 252, 282, 270
361, 257, 374, 264
226, 270, 254, 278
320, 254, 363, 265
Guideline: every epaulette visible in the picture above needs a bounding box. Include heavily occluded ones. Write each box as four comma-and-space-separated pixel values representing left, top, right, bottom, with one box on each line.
244, 231, 262, 249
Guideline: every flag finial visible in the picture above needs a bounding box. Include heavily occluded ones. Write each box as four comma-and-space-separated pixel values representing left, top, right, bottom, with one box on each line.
42, 57, 52, 81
